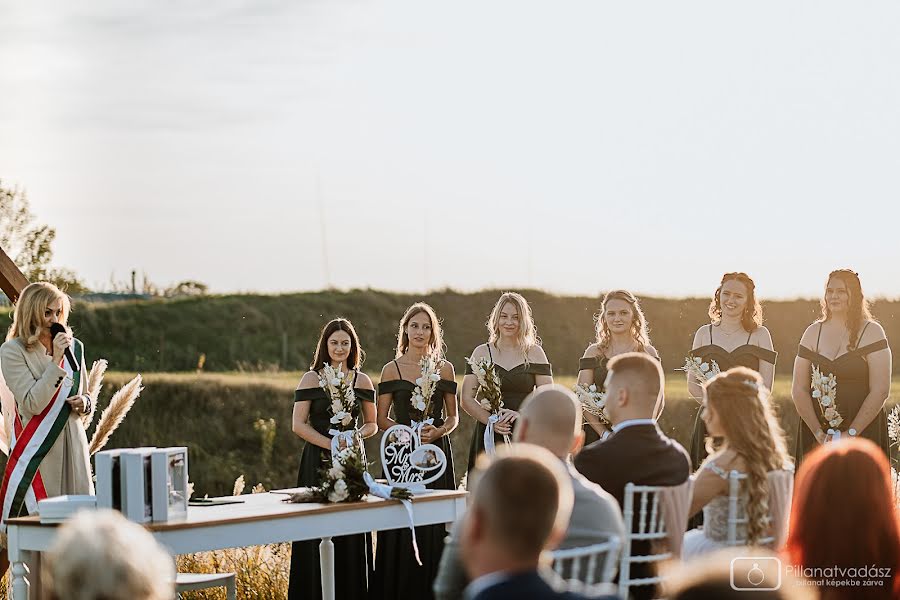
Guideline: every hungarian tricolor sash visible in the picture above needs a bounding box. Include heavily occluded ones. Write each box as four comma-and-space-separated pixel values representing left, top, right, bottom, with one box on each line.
0, 339, 82, 530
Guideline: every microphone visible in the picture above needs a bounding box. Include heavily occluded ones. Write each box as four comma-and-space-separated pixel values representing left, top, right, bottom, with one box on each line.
50, 323, 80, 372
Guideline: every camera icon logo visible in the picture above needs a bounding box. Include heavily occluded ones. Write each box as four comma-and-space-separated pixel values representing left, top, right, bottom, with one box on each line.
730, 556, 782, 591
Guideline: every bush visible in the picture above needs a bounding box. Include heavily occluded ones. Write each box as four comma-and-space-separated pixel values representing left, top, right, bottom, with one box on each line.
47, 289, 900, 376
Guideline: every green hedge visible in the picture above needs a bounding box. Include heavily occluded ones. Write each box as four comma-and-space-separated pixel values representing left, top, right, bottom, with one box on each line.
3, 289, 897, 376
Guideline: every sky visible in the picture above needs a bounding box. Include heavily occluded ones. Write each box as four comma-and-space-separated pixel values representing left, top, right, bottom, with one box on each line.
1, 1, 899, 299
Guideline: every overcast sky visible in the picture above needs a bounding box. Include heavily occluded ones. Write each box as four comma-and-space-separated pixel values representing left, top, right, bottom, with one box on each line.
1, 1, 898, 299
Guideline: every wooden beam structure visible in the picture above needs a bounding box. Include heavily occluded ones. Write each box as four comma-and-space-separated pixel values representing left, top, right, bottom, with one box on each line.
0, 245, 29, 303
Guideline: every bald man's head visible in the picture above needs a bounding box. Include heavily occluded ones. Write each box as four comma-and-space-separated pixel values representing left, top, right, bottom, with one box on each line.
514, 384, 584, 458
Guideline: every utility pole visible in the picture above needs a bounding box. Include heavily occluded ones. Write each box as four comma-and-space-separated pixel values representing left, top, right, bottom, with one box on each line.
317, 173, 332, 288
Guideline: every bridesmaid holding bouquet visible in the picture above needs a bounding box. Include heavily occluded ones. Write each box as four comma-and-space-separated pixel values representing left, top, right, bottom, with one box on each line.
461, 292, 552, 474
792, 269, 891, 465
368, 302, 458, 600
576, 290, 660, 445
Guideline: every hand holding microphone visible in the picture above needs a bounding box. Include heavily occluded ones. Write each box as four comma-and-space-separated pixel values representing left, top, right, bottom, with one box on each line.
50, 322, 79, 372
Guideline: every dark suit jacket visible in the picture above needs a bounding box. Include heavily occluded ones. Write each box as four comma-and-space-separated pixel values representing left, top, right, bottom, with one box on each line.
468, 570, 612, 600
574, 423, 691, 508
573, 423, 691, 600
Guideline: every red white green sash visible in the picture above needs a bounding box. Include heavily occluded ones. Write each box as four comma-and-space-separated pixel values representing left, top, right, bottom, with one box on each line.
0, 339, 82, 530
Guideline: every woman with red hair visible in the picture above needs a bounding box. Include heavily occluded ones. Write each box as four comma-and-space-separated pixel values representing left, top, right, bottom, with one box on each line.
791, 269, 891, 465
785, 438, 900, 599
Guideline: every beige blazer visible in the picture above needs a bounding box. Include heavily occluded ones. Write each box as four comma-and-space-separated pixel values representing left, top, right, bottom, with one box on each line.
0, 337, 93, 500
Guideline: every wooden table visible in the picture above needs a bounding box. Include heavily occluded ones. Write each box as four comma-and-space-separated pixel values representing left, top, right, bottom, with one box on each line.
5, 489, 468, 600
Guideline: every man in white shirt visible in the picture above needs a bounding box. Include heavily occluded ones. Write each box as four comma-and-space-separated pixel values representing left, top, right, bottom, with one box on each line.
573, 352, 690, 600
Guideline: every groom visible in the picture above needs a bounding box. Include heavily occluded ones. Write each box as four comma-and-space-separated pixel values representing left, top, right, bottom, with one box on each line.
573, 352, 690, 599
574, 352, 690, 507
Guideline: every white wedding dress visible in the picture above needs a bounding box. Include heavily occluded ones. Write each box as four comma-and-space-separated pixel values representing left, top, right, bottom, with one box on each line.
683, 463, 746, 559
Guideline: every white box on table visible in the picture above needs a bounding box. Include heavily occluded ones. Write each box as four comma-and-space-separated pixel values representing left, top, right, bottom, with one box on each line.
151, 446, 188, 522
95, 448, 126, 511
120, 447, 156, 523
37, 495, 97, 523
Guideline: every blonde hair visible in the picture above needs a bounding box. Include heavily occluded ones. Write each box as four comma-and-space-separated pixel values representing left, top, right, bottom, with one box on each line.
595, 290, 650, 353
487, 292, 539, 358
703, 367, 791, 545
6, 282, 71, 351
396, 302, 446, 361
48, 509, 174, 600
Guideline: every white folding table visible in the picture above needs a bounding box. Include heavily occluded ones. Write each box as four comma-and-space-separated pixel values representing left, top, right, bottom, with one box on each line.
5, 489, 467, 600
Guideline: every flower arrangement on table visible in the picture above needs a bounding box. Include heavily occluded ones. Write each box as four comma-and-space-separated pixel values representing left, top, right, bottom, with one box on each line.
284, 444, 410, 504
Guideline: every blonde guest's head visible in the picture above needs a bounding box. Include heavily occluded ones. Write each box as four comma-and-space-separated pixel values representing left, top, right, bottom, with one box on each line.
6, 282, 71, 350
702, 367, 791, 545
48, 509, 174, 600
595, 290, 650, 353
487, 292, 539, 357
396, 302, 445, 361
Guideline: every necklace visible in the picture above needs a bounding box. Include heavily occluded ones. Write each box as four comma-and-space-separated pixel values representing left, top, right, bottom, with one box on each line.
608, 339, 638, 356
717, 323, 744, 336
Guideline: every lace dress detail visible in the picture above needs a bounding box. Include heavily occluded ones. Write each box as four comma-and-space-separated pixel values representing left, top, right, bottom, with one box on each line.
700, 463, 747, 542
683, 462, 749, 558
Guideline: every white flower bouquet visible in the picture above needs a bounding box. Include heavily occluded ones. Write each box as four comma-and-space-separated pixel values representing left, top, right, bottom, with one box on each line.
319, 364, 357, 432
811, 365, 843, 434
465, 356, 504, 416
574, 383, 611, 430
889, 405, 900, 447
679, 355, 721, 384
465, 355, 509, 450
409, 355, 442, 425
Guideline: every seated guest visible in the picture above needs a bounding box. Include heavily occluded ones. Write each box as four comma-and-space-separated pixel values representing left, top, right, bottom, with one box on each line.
785, 438, 900, 599
574, 352, 690, 507
460, 444, 614, 600
684, 368, 792, 558
664, 549, 814, 600
434, 385, 626, 600
573, 352, 690, 599
48, 509, 174, 600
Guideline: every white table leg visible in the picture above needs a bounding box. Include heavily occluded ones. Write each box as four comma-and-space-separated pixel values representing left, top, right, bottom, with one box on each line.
7, 525, 30, 600
319, 536, 335, 600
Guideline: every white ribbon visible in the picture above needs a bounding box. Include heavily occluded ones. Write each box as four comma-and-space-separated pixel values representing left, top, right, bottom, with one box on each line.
484, 414, 500, 455
329, 429, 357, 457
411, 418, 434, 444
363, 472, 422, 566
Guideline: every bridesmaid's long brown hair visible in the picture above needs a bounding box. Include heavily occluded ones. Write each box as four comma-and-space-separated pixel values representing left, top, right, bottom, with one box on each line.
310, 318, 363, 372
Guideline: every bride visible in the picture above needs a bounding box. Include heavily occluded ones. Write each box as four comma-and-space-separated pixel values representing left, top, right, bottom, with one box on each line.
684, 367, 791, 557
